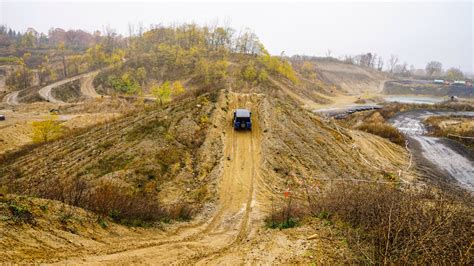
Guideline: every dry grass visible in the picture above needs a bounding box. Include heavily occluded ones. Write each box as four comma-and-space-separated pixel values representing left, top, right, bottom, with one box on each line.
38, 178, 195, 226
310, 183, 473, 264
424, 115, 474, 150
266, 182, 473, 264
357, 122, 405, 146
265, 196, 307, 229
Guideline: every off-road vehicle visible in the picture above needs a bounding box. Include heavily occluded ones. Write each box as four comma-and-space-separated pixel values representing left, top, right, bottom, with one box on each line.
233, 109, 252, 130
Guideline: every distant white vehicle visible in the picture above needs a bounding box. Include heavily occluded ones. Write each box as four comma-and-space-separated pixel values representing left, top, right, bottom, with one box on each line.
453, 80, 466, 86
433, 79, 444, 84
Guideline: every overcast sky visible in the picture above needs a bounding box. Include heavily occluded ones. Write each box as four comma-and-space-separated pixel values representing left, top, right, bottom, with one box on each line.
1, 0, 472, 72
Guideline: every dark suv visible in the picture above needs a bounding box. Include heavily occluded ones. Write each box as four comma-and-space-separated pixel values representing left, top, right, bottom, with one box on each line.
233, 109, 252, 130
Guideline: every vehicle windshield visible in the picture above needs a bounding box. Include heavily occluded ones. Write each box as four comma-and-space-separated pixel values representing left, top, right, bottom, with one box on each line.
235, 117, 250, 123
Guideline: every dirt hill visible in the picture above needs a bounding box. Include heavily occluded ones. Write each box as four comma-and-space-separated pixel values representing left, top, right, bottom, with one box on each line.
311, 59, 388, 94
0, 73, 415, 263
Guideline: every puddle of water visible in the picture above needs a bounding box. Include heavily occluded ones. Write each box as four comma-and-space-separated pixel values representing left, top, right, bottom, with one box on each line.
384, 96, 444, 105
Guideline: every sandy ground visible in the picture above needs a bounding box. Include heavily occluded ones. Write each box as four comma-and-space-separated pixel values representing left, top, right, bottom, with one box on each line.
390, 110, 474, 192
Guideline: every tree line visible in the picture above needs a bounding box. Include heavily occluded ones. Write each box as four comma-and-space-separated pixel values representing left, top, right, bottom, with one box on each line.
292, 52, 466, 81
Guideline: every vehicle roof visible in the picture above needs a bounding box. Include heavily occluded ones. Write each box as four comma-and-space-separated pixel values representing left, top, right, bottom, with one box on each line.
235, 109, 251, 117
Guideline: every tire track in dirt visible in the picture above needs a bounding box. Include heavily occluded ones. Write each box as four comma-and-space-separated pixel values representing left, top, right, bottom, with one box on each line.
57, 92, 263, 264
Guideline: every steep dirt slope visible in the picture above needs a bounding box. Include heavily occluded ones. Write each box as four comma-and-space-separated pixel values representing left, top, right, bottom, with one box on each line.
312, 60, 388, 95
256, 94, 414, 205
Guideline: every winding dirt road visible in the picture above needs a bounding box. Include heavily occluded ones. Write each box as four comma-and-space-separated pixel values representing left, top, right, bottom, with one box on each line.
58, 94, 264, 264
3, 71, 101, 105
39, 72, 99, 103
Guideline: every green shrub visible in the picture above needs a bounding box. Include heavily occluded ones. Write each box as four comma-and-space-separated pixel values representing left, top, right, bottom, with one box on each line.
97, 216, 108, 229
8, 201, 35, 224
265, 199, 305, 229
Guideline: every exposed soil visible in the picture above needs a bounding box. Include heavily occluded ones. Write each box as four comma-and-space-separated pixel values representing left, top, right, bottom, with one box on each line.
0, 84, 415, 263
312, 60, 388, 95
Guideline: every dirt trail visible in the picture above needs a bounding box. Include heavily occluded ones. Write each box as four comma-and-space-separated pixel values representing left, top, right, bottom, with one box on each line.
58, 93, 264, 264
80, 70, 103, 99
38, 71, 98, 103
3, 90, 19, 105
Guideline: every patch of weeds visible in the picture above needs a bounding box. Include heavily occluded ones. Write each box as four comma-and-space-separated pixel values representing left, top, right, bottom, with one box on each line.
8, 201, 35, 224
98, 140, 114, 150
126, 218, 153, 227
265, 198, 305, 230
165, 132, 175, 141
59, 211, 74, 224
382, 171, 397, 181
97, 216, 108, 229
92, 154, 133, 176
199, 115, 210, 128
39, 203, 49, 212
192, 186, 208, 202
108, 209, 121, 222
266, 217, 298, 229
317, 211, 331, 220
127, 119, 166, 141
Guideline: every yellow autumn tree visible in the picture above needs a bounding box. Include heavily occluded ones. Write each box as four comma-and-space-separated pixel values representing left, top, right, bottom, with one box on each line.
172, 81, 185, 97
151, 81, 171, 105
31, 115, 64, 143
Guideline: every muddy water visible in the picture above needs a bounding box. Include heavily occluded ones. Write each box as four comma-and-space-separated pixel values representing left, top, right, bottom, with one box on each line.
384, 95, 445, 105
390, 110, 474, 191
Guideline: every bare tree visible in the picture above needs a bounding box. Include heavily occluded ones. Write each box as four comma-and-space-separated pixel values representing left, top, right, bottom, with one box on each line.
388, 54, 399, 73
326, 49, 332, 57
393, 62, 409, 76
446, 67, 464, 80
377, 56, 384, 71
425, 61, 443, 77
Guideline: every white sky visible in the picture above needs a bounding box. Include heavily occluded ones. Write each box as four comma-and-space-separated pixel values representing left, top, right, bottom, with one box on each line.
1, 0, 473, 72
